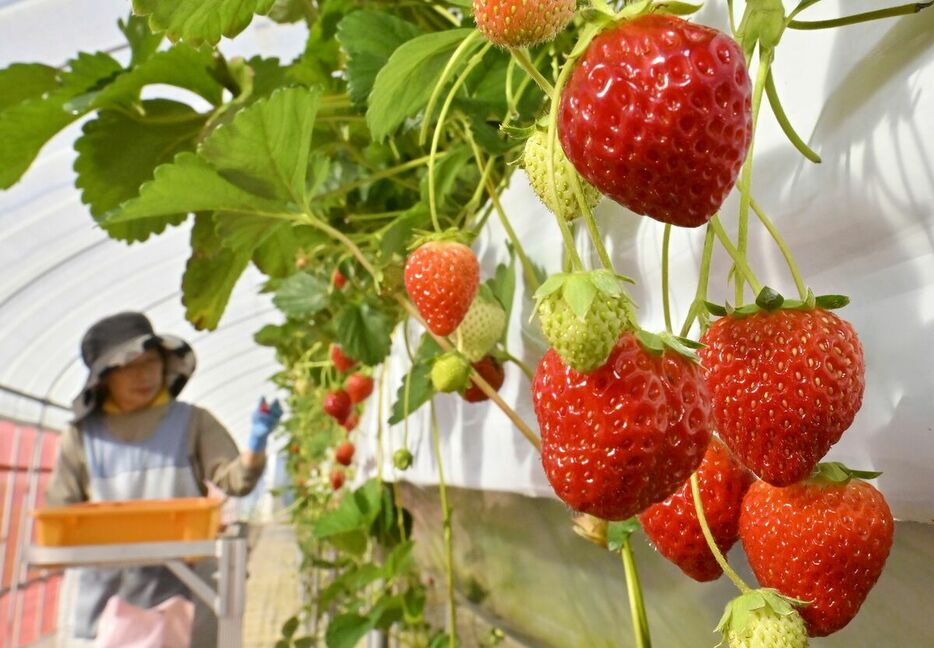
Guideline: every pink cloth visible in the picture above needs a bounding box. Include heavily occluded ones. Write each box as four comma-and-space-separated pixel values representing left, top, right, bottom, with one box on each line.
96, 594, 194, 648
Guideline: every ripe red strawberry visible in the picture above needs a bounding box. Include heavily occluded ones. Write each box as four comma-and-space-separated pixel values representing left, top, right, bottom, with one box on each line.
699, 308, 865, 486
462, 355, 505, 403
332, 268, 347, 289
330, 344, 357, 373
342, 412, 360, 433
335, 441, 355, 466
740, 464, 894, 636
473, 0, 576, 48
404, 241, 479, 336
323, 389, 352, 424
345, 372, 374, 404
330, 469, 345, 490
639, 437, 755, 582
533, 332, 713, 520
558, 14, 752, 227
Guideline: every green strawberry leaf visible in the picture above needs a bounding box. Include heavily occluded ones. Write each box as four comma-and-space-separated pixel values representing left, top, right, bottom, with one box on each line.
336, 11, 423, 107
389, 335, 443, 424
132, 0, 277, 47
367, 28, 475, 141
815, 294, 850, 309
199, 86, 321, 204
606, 518, 640, 552
380, 207, 430, 262
755, 286, 785, 311
273, 272, 331, 318
183, 214, 252, 330
704, 301, 728, 317
74, 100, 205, 242
117, 14, 165, 68
335, 303, 394, 366
0, 63, 58, 112
563, 274, 598, 320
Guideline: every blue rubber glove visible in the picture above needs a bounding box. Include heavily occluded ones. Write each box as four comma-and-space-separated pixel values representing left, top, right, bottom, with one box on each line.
247, 397, 283, 452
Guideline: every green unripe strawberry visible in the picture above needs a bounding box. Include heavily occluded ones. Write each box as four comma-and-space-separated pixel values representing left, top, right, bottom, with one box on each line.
718, 589, 809, 648
523, 128, 601, 221
535, 271, 634, 373
393, 448, 413, 471
455, 285, 507, 362
431, 352, 471, 393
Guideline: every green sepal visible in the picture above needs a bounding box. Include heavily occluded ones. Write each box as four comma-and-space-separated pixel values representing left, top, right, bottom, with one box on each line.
737, 0, 786, 58
407, 227, 472, 250
533, 270, 633, 321
755, 286, 785, 311
606, 518, 641, 552
635, 330, 665, 355
815, 293, 850, 310
704, 301, 728, 317
731, 303, 762, 317
659, 332, 701, 362
651, 1, 705, 17
810, 462, 882, 484
564, 274, 598, 320
500, 122, 536, 142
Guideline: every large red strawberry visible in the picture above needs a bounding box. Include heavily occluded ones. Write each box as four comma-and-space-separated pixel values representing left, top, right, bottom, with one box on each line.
323, 389, 353, 424
330, 344, 357, 373
345, 372, 374, 404
639, 437, 755, 582
699, 308, 865, 486
473, 0, 576, 48
739, 464, 894, 636
533, 332, 713, 520
462, 355, 505, 403
404, 240, 479, 336
558, 14, 752, 227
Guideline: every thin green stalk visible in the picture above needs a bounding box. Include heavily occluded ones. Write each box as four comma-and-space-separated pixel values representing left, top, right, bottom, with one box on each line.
765, 70, 821, 163
690, 473, 751, 594
299, 214, 380, 282
789, 1, 932, 29
735, 50, 772, 306
621, 538, 652, 648
711, 216, 762, 295
503, 351, 534, 382
662, 224, 673, 334
750, 198, 808, 300
420, 31, 483, 145
315, 154, 437, 203
787, 0, 825, 22
376, 367, 386, 483
401, 319, 416, 453
428, 41, 493, 232
680, 224, 715, 338
430, 402, 458, 647
547, 57, 585, 271
508, 47, 555, 95
570, 171, 615, 272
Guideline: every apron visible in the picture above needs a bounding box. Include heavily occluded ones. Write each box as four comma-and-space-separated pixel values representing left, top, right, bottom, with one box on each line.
73, 401, 203, 639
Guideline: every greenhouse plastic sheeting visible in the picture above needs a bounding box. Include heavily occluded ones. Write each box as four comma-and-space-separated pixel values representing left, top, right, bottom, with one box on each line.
358, 3, 934, 523
0, 2, 306, 440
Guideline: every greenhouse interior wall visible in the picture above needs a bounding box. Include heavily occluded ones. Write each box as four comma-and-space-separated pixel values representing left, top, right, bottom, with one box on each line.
1, 0, 933, 647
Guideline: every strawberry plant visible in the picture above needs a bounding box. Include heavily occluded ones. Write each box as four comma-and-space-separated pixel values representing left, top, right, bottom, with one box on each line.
2, 0, 930, 645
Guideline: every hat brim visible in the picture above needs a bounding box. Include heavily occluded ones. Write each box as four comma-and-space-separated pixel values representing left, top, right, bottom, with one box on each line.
72, 333, 196, 422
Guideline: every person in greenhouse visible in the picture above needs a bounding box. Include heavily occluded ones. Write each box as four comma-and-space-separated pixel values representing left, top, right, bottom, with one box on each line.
45, 311, 282, 646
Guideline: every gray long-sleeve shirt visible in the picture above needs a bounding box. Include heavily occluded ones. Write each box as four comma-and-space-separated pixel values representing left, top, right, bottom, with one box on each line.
45, 401, 264, 506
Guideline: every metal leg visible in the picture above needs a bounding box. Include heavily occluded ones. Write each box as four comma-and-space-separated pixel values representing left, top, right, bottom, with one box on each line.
215, 538, 246, 648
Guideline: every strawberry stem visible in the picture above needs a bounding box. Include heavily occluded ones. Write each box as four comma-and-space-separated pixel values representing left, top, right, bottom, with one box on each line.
503, 350, 535, 381
508, 47, 555, 96
430, 401, 458, 647
788, 1, 932, 29
711, 216, 763, 295
690, 472, 751, 594
750, 198, 809, 300
765, 70, 821, 163
680, 224, 715, 337
662, 224, 673, 334
419, 30, 483, 146
428, 41, 494, 233
735, 49, 773, 306
621, 536, 652, 648
571, 169, 616, 272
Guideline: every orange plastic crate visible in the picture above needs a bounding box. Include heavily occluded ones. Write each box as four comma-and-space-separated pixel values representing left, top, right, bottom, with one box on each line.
32, 498, 222, 547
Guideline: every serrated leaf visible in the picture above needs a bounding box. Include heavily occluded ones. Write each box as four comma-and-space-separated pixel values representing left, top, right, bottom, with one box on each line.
74, 100, 205, 242
199, 86, 320, 204
367, 28, 474, 141
133, 0, 277, 47
273, 272, 330, 318
119, 14, 164, 67
0, 53, 121, 189
815, 294, 850, 309
183, 214, 252, 330
89, 45, 223, 111
105, 152, 292, 226
335, 303, 393, 365
0, 63, 58, 112
563, 275, 598, 320
337, 11, 423, 107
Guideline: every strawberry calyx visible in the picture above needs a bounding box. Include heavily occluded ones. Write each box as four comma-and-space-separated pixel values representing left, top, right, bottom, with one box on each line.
716, 588, 810, 647
407, 227, 473, 250
809, 462, 883, 485
634, 330, 703, 363
572, 513, 610, 548
704, 287, 850, 319
737, 0, 786, 59
533, 269, 634, 322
